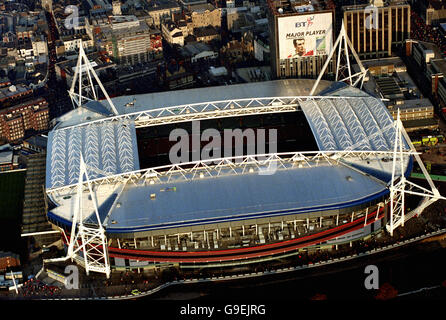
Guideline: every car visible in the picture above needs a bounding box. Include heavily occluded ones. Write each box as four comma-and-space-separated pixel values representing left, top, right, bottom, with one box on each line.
131, 289, 141, 296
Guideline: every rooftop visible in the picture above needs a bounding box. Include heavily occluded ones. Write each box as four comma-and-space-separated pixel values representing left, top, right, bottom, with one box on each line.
187, 3, 216, 13
0, 84, 32, 101
194, 25, 219, 37
342, 0, 409, 11
105, 163, 388, 231
182, 42, 213, 56
45, 79, 412, 232
100, 16, 151, 38
48, 151, 410, 232
268, 0, 331, 16
103, 79, 334, 118
0, 149, 13, 165
55, 53, 116, 77
425, 0, 446, 10
388, 98, 434, 111
402, 118, 439, 129
24, 135, 48, 149
146, 0, 181, 12
431, 58, 446, 75
0, 98, 48, 115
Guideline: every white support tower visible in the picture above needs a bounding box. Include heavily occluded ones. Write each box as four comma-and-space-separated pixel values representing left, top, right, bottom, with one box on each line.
46, 155, 111, 278
387, 110, 446, 236
69, 43, 118, 115
310, 21, 368, 96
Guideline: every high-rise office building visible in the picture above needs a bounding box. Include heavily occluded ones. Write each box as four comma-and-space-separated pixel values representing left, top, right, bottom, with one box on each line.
268, 0, 335, 79
342, 0, 411, 59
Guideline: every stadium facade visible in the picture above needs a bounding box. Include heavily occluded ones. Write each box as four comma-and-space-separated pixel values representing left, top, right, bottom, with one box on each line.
44, 78, 417, 272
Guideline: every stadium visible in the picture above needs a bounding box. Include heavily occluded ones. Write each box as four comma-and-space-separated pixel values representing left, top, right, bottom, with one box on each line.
44, 75, 418, 275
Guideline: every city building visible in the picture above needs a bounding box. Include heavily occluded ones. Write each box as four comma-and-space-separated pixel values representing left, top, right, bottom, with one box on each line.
190, 5, 221, 29
354, 55, 439, 132
267, 0, 335, 79
162, 59, 195, 89
227, 8, 255, 32
113, 0, 122, 16
0, 10, 49, 73
97, 15, 161, 65
0, 98, 49, 142
162, 20, 185, 46
418, 0, 446, 25
23, 135, 47, 153
31, 34, 49, 59
60, 33, 94, 55
0, 251, 20, 271
178, 0, 208, 8
222, 36, 253, 63
226, 0, 235, 8
180, 42, 218, 63
254, 31, 270, 62
193, 25, 220, 43
0, 144, 18, 171
55, 52, 116, 88
387, 98, 435, 121
406, 39, 446, 118
146, 0, 181, 28
0, 84, 33, 105
342, 0, 411, 59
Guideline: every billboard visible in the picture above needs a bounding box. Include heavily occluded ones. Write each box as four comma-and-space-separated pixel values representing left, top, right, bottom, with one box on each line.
278, 12, 333, 60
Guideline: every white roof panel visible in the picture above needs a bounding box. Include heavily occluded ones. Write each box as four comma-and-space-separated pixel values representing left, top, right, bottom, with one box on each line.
46, 119, 140, 189
300, 96, 399, 152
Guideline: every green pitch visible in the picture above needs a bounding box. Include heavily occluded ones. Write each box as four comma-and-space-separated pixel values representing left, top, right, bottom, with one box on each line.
0, 170, 26, 221
0, 170, 26, 254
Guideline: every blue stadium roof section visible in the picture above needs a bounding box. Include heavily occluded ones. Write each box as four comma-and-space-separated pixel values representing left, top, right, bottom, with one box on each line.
103, 164, 387, 232
109, 79, 334, 116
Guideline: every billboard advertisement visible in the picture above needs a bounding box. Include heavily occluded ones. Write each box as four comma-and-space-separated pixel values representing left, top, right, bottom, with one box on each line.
278, 12, 333, 59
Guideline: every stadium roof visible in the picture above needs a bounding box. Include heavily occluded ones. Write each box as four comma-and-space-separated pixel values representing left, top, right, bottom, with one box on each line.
300, 95, 396, 151
46, 80, 402, 190
48, 161, 391, 231
105, 164, 388, 231
46, 80, 413, 232
55, 79, 337, 129
46, 119, 140, 189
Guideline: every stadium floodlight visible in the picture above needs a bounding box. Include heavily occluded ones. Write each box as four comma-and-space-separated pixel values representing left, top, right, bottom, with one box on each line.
387, 110, 446, 236
68, 41, 118, 116
45, 155, 111, 278
310, 20, 368, 96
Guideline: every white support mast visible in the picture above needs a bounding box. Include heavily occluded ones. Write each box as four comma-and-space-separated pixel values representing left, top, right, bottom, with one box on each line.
387, 110, 446, 236
46, 155, 111, 278
68, 42, 119, 115
310, 21, 368, 96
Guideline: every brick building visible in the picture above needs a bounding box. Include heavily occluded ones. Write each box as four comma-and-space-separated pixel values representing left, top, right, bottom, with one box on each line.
0, 85, 33, 105
0, 98, 49, 142
0, 252, 20, 271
